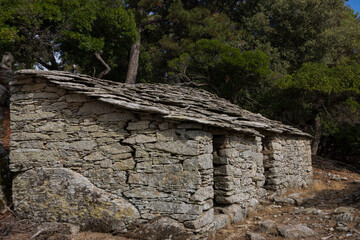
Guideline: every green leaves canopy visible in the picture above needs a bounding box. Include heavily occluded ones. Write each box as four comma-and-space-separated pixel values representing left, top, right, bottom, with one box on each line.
233, 0, 360, 73
60, 0, 137, 79
169, 39, 270, 103
0, 0, 137, 77
278, 62, 360, 95
0, 0, 63, 68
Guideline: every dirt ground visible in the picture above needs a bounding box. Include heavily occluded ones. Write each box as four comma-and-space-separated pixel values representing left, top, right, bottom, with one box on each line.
0, 156, 359, 240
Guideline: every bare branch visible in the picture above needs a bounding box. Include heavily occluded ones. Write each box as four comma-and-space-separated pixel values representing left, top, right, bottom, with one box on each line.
180, 67, 207, 87
38, 58, 56, 70
95, 52, 111, 79
31, 228, 50, 239
322, 103, 335, 122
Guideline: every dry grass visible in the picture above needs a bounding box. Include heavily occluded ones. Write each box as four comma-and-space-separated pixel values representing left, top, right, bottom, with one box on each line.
311, 180, 346, 191
71, 232, 130, 240
282, 169, 348, 198
247, 205, 275, 219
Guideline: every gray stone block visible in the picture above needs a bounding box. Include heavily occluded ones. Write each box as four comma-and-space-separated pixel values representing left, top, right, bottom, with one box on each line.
277, 224, 316, 239
222, 204, 247, 223
184, 209, 214, 229
213, 214, 230, 230
126, 217, 195, 240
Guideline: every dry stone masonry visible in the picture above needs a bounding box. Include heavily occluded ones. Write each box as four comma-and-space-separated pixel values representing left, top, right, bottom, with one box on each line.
263, 136, 313, 191
7, 70, 313, 238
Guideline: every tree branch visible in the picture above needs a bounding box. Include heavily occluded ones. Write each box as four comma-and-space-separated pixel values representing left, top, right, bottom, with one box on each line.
322, 103, 335, 122
38, 58, 54, 70
95, 52, 111, 79
50, 54, 59, 70
180, 67, 207, 87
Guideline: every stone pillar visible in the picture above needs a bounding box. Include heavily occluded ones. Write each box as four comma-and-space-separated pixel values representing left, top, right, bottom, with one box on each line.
213, 134, 265, 223
263, 136, 312, 192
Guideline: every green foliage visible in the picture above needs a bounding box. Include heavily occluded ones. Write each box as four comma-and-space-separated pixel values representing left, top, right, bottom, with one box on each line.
169, 39, 270, 103
334, 125, 360, 156
233, 0, 360, 73
0, 0, 137, 78
277, 62, 360, 95
161, 0, 240, 53
346, 97, 360, 113
0, 0, 20, 47
0, 0, 64, 68
267, 61, 360, 143
60, 0, 137, 79
136, 0, 244, 83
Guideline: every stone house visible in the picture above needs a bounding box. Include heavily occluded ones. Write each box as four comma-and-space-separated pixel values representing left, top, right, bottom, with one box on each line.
8, 70, 313, 238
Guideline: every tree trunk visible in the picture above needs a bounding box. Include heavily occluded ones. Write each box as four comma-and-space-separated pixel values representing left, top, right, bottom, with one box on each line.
95, 52, 111, 79
125, 29, 141, 84
311, 115, 321, 155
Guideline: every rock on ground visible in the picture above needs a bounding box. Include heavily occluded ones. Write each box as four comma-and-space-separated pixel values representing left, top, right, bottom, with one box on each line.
258, 220, 276, 233
125, 217, 195, 240
246, 232, 266, 240
276, 224, 316, 239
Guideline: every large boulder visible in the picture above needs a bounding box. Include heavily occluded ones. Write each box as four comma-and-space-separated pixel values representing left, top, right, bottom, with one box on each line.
276, 224, 316, 239
13, 167, 140, 233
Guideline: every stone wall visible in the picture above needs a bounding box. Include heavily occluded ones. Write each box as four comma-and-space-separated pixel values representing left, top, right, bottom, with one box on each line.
9, 76, 215, 234
262, 136, 313, 191
212, 134, 266, 223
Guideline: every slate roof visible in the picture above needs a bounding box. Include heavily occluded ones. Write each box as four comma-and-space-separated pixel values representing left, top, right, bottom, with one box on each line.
14, 70, 311, 138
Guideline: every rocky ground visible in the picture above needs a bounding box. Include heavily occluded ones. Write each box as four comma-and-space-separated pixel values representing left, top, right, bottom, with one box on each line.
215, 156, 360, 240
0, 156, 359, 240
